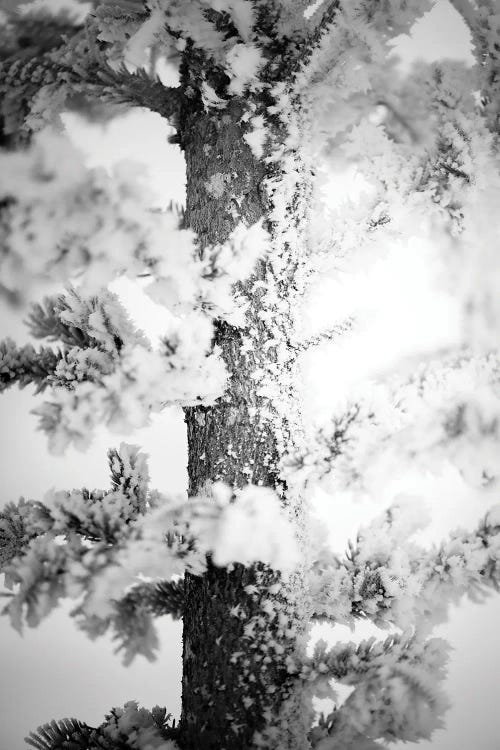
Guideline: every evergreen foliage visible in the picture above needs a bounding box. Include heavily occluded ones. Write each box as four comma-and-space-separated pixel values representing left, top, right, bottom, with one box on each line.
0, 3, 179, 139
25, 717, 94, 750
25, 703, 177, 750
1, 0, 500, 748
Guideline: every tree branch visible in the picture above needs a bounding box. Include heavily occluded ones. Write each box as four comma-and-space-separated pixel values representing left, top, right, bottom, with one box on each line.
275, 1, 341, 83
0, 498, 53, 570
119, 577, 185, 620
26, 703, 178, 750
304, 634, 449, 748
0, 6, 82, 64
0, 7, 84, 145
292, 319, 354, 352
310, 504, 500, 629
25, 718, 95, 750
0, 339, 64, 394
0, 444, 150, 573
95, 64, 182, 123
0, 444, 187, 662
0, 12, 182, 140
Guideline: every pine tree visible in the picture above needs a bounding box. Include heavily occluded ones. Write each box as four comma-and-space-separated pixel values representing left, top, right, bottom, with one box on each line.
1, 1, 500, 749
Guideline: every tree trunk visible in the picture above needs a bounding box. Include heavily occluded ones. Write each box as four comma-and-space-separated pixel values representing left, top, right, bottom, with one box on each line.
179, 62, 312, 749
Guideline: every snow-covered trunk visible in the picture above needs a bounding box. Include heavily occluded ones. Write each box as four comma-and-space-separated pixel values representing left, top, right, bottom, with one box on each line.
179, 67, 311, 749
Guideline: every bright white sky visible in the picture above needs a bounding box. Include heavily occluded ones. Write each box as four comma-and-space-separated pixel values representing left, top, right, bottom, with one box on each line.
1, 2, 499, 749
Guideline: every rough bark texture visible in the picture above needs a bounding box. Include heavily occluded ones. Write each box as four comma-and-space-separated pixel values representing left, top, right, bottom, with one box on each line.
178, 59, 310, 750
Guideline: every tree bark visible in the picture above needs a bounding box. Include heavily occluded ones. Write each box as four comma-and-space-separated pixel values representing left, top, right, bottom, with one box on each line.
179, 60, 311, 749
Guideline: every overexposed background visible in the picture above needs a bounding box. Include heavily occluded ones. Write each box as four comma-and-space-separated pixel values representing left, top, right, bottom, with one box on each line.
1, 2, 499, 748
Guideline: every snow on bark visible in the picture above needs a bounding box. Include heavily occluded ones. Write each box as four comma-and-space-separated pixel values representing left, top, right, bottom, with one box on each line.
179, 74, 314, 746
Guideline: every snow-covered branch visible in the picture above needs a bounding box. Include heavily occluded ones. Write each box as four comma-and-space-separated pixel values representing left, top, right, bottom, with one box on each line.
0, 286, 228, 450
0, 443, 150, 562
0, 6, 182, 139
0, 497, 52, 570
297, 354, 500, 492
0, 443, 184, 662
309, 501, 500, 630
73, 577, 185, 665
1, 442, 298, 662
0, 128, 191, 305
304, 634, 449, 749
0, 3, 83, 63
0, 339, 65, 395
25, 702, 179, 750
